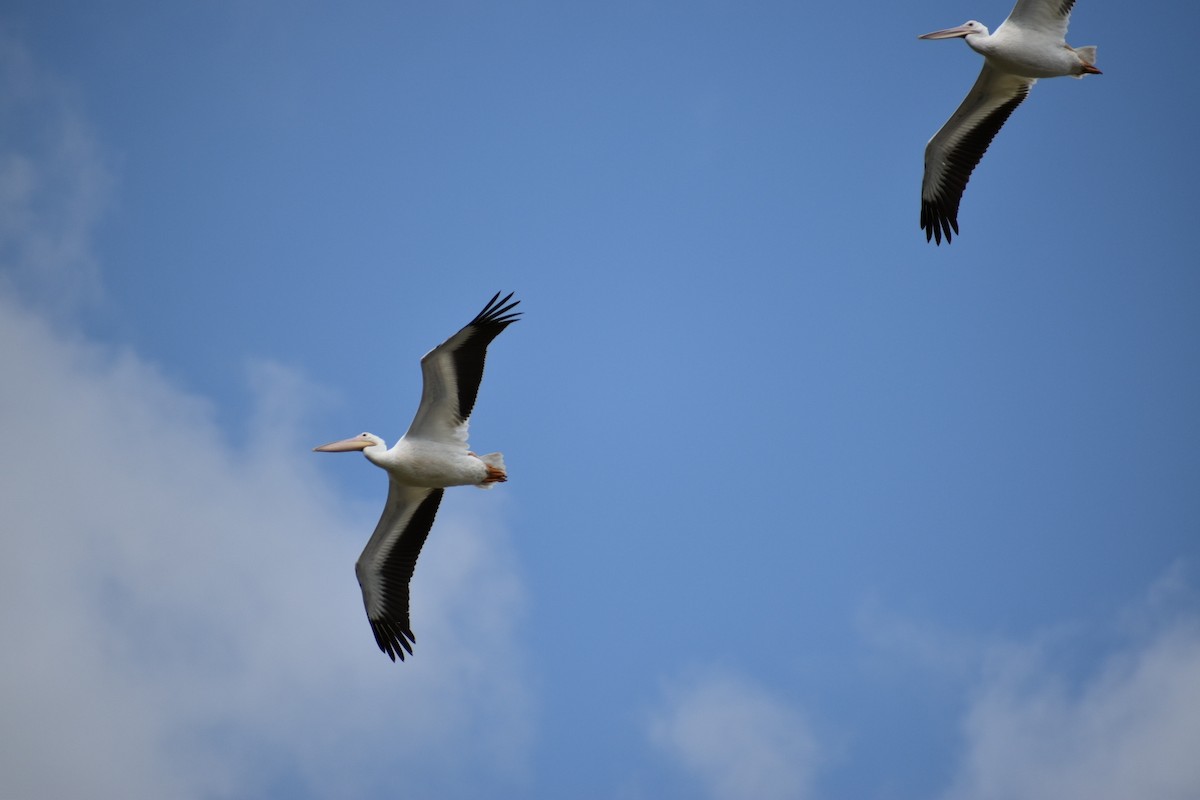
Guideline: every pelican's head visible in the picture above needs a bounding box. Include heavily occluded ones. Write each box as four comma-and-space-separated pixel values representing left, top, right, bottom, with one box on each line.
313, 432, 386, 453
919, 20, 989, 40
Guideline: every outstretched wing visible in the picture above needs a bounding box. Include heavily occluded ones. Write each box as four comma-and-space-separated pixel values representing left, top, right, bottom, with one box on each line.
1004, 0, 1075, 40
354, 481, 445, 661
404, 292, 522, 444
921, 65, 1034, 244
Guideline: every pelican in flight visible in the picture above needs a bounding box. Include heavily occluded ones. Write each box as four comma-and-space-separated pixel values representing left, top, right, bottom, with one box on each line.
919, 0, 1100, 244
314, 292, 521, 661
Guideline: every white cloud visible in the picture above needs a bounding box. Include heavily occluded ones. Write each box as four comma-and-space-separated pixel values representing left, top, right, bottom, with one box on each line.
942, 574, 1200, 800
648, 671, 821, 800
0, 39, 533, 798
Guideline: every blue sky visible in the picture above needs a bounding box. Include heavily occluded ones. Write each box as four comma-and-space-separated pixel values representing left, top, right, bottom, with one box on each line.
2, 1, 1199, 798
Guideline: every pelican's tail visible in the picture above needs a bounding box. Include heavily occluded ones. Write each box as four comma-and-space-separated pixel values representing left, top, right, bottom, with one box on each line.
476, 452, 507, 489
1073, 46, 1100, 77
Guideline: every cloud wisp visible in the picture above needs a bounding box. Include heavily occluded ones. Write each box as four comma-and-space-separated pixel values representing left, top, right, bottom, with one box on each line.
648, 670, 822, 800
0, 36, 109, 313
942, 572, 1200, 800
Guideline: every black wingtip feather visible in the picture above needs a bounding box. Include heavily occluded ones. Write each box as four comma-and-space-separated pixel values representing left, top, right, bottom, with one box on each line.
471, 291, 522, 328
370, 618, 416, 662
451, 292, 522, 423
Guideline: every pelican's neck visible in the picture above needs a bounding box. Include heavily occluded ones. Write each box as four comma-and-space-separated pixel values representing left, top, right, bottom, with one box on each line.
964, 29, 993, 56
362, 439, 392, 468
960, 22, 998, 56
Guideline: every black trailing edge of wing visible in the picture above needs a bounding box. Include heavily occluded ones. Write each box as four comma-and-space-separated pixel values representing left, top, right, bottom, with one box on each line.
368, 488, 445, 662
921, 89, 1028, 245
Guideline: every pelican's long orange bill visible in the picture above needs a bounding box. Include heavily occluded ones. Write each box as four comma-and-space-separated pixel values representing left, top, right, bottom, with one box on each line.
918, 24, 976, 39
313, 436, 374, 453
